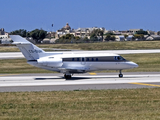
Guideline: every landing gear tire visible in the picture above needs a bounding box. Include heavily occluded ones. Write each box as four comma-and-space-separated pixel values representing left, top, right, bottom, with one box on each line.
119, 74, 123, 78
119, 70, 123, 78
64, 74, 72, 79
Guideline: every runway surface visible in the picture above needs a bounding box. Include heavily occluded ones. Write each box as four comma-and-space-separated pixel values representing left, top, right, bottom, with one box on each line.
0, 72, 160, 92
0, 52, 23, 59
1, 49, 160, 59
1, 50, 160, 92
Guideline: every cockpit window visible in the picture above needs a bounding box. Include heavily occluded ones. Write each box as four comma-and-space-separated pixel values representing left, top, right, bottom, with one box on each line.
115, 56, 125, 61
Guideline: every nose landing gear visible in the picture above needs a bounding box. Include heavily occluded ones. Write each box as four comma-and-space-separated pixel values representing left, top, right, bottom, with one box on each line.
119, 70, 123, 78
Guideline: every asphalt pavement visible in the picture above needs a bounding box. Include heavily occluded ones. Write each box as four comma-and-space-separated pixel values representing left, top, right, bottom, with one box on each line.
0, 72, 160, 92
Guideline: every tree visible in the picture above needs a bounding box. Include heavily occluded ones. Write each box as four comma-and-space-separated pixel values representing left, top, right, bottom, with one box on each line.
133, 34, 144, 40
98, 30, 104, 41
81, 37, 89, 43
90, 29, 104, 41
59, 34, 74, 40
10, 29, 29, 37
10, 29, 47, 43
104, 32, 114, 36
104, 34, 111, 41
104, 34, 115, 41
56, 34, 75, 43
29, 29, 47, 43
124, 34, 128, 38
90, 31, 96, 38
111, 35, 115, 41
136, 30, 148, 35
75, 36, 80, 40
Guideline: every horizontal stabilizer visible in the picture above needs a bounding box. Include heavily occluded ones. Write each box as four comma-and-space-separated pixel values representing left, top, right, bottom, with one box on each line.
10, 35, 31, 44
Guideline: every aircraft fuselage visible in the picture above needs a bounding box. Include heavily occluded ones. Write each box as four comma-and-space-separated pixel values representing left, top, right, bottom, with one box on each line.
28, 52, 138, 74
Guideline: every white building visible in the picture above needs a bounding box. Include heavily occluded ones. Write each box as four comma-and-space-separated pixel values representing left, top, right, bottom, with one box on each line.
115, 35, 125, 41
129, 29, 143, 34
0, 33, 10, 44
146, 35, 160, 40
1, 38, 12, 44
0, 28, 10, 44
125, 35, 133, 41
0, 34, 8, 39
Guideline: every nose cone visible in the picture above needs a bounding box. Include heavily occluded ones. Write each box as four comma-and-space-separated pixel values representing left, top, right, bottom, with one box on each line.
128, 61, 138, 68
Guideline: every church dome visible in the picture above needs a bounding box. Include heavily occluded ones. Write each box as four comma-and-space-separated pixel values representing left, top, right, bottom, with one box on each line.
64, 23, 71, 30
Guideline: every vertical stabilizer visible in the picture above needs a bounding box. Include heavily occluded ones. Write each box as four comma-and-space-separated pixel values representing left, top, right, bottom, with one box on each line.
10, 35, 45, 60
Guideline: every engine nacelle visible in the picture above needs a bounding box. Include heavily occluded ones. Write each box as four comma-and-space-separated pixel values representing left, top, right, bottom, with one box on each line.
37, 57, 63, 68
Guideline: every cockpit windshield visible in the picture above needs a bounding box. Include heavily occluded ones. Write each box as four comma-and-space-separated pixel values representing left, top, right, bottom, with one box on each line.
115, 56, 126, 61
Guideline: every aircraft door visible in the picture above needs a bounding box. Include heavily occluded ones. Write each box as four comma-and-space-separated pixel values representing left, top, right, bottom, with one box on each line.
81, 57, 86, 65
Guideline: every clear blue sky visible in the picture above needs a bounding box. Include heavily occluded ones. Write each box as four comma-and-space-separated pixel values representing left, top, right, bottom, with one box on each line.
1, 0, 160, 32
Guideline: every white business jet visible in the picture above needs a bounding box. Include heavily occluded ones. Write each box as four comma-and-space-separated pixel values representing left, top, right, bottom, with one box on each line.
10, 35, 138, 79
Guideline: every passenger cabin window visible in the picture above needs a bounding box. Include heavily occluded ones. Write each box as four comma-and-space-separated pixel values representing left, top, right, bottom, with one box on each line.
92, 58, 94, 61
63, 56, 123, 62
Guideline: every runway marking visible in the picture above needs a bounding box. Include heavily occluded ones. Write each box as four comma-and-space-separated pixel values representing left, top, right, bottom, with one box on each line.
89, 73, 97, 75
130, 82, 160, 87
0, 74, 20, 77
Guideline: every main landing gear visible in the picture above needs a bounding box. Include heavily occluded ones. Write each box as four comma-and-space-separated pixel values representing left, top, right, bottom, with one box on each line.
64, 74, 72, 79
119, 70, 123, 78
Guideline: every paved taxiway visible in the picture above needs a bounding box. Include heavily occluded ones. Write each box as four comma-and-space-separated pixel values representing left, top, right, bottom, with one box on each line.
0, 72, 160, 92
1, 49, 160, 59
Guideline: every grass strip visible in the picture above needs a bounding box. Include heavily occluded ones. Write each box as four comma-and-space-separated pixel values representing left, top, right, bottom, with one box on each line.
0, 59, 54, 73
0, 47, 20, 52
0, 53, 160, 73
0, 88, 160, 119
37, 41, 160, 50
1, 40, 160, 52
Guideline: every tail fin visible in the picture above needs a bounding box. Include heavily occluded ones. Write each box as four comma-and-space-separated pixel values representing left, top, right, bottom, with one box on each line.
10, 35, 45, 60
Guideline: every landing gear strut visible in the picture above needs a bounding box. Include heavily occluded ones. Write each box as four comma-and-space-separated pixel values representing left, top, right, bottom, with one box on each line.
119, 70, 123, 78
64, 74, 72, 79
